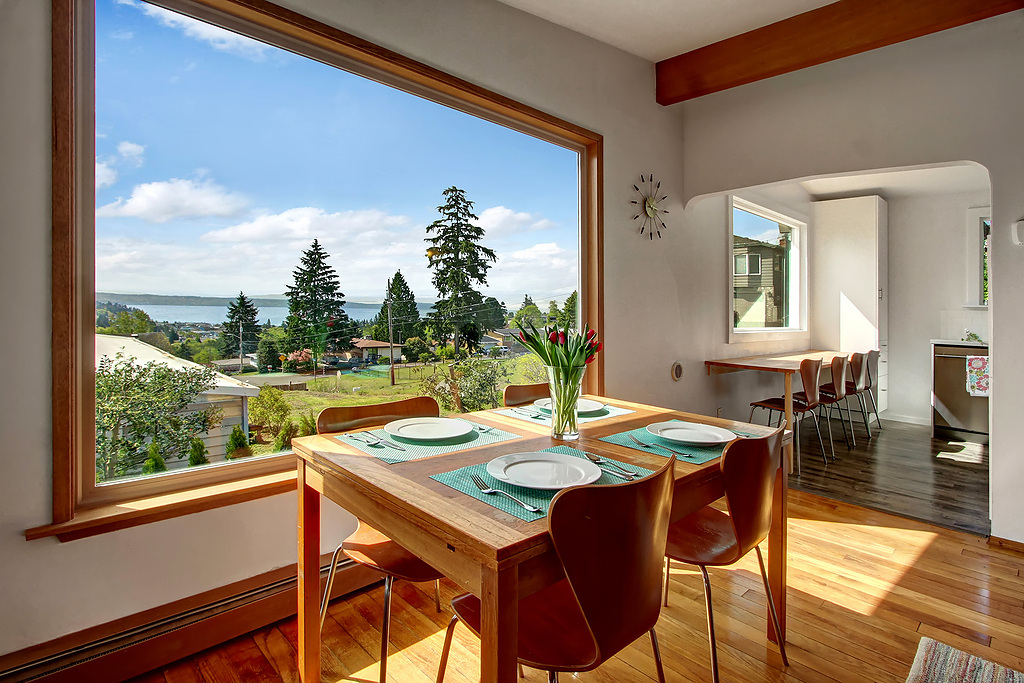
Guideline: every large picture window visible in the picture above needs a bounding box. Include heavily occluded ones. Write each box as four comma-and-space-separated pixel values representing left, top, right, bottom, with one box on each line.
730, 197, 803, 333
46, 0, 602, 531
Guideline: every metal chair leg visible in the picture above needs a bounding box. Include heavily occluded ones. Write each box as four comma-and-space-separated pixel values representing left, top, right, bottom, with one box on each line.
320, 542, 346, 628
664, 557, 671, 606
795, 415, 802, 476
755, 546, 789, 667
833, 402, 850, 452
548, 671, 558, 682
810, 412, 828, 466
650, 629, 667, 683
699, 565, 720, 683
749, 405, 757, 423
858, 393, 872, 438
434, 579, 442, 613
867, 388, 882, 429
435, 614, 459, 683
843, 396, 856, 448
380, 575, 394, 683
820, 405, 836, 461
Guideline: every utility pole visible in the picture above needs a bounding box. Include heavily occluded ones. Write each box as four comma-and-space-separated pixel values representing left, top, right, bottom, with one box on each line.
238, 320, 244, 375
387, 279, 396, 386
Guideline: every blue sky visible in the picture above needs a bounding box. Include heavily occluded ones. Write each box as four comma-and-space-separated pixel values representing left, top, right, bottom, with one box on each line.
94, 0, 579, 305
733, 206, 786, 244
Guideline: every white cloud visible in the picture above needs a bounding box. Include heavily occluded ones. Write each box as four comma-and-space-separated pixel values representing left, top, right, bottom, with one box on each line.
201, 207, 411, 244
486, 242, 578, 303
95, 160, 118, 189
475, 205, 556, 237
97, 178, 249, 223
117, 141, 145, 167
118, 0, 271, 61
110, 29, 134, 40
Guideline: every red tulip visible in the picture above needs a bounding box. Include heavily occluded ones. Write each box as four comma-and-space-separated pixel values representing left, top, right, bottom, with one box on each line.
520, 331, 527, 342
558, 332, 566, 344
585, 354, 596, 364
594, 342, 603, 353
586, 329, 597, 341
548, 331, 558, 343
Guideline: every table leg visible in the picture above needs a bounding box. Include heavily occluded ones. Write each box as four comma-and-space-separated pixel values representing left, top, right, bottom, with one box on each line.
767, 459, 788, 644
480, 564, 519, 683
298, 461, 321, 683
784, 373, 795, 474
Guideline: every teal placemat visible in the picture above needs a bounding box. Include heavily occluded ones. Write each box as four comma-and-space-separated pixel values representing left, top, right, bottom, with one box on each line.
599, 420, 763, 465
497, 404, 634, 426
430, 446, 655, 521
334, 420, 521, 465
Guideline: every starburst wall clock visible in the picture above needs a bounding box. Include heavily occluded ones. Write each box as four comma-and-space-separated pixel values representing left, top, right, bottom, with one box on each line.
631, 173, 668, 239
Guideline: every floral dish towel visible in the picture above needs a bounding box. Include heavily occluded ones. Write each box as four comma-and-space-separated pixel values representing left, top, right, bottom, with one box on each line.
967, 356, 990, 397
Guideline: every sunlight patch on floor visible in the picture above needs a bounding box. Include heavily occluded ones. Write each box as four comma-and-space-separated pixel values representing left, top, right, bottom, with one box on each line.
937, 441, 986, 464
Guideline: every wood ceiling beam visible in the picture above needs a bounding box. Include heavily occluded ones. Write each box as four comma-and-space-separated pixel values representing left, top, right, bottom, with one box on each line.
656, 0, 1024, 105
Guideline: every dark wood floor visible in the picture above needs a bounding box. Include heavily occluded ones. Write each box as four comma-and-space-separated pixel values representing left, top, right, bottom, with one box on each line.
785, 409, 990, 536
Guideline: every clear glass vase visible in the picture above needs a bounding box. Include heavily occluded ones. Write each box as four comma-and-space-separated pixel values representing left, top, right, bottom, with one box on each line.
545, 365, 586, 440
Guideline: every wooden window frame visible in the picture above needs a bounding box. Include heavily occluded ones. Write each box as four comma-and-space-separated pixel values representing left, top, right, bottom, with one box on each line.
45, 0, 603, 532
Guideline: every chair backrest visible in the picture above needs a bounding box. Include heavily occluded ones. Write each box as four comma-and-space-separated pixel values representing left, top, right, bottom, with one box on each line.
502, 382, 549, 407
315, 396, 440, 434
721, 426, 786, 559
865, 349, 880, 389
799, 358, 823, 409
829, 355, 849, 400
548, 457, 676, 668
849, 352, 869, 392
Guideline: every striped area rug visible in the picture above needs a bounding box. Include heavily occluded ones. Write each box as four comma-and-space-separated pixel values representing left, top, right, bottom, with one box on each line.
907, 638, 1024, 682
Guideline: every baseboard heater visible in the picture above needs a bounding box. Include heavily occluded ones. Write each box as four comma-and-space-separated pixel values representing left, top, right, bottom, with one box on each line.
0, 559, 374, 682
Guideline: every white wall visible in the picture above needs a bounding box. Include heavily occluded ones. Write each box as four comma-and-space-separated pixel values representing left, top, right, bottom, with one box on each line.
0, 0, 687, 656
887, 190, 990, 424
679, 11, 1024, 543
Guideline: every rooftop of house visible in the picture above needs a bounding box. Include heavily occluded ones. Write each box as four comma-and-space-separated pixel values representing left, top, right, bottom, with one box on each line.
95, 334, 260, 397
351, 338, 404, 349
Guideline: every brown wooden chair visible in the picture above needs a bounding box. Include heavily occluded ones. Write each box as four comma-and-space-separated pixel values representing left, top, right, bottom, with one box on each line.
796, 355, 854, 454
823, 351, 873, 439
316, 397, 444, 683
435, 458, 677, 683
663, 427, 788, 683
502, 382, 549, 407
749, 357, 826, 474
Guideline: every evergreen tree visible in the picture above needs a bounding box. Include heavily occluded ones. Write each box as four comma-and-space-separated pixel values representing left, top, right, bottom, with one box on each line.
141, 442, 167, 474
425, 187, 496, 352
476, 297, 506, 332
284, 239, 352, 369
257, 337, 281, 372
558, 290, 578, 329
219, 291, 261, 358
188, 438, 209, 467
547, 300, 559, 323
225, 424, 250, 459
369, 270, 421, 344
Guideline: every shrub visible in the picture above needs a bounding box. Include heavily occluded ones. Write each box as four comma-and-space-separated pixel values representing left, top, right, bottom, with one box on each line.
188, 437, 209, 466
141, 442, 167, 474
298, 410, 318, 437
403, 336, 428, 360
226, 424, 251, 459
418, 352, 435, 363
274, 419, 299, 451
421, 358, 510, 413
437, 345, 457, 361
249, 385, 291, 434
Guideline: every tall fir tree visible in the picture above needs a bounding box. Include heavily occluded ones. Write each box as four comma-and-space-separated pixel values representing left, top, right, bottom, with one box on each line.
558, 290, 578, 329
369, 270, 421, 343
284, 239, 352, 368
424, 187, 496, 351
219, 291, 261, 358
476, 296, 506, 332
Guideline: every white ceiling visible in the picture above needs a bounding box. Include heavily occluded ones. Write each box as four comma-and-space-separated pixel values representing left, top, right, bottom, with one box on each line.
495, 0, 837, 62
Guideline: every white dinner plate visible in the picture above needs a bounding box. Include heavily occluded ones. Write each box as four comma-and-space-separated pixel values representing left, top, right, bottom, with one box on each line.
486, 452, 602, 490
533, 397, 607, 415
383, 417, 473, 441
645, 421, 737, 446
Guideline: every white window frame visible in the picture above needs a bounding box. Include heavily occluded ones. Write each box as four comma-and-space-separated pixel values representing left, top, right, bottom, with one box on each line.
965, 206, 991, 307
728, 196, 808, 343
733, 253, 762, 277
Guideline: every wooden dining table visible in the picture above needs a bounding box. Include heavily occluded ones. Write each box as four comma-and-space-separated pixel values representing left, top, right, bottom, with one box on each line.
291, 396, 791, 683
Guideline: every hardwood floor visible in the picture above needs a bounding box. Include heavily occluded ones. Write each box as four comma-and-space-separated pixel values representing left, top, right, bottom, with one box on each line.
784, 412, 990, 536
129, 490, 1024, 682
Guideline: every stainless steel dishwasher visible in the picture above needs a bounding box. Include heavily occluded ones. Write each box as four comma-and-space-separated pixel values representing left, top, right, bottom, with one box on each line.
932, 341, 989, 443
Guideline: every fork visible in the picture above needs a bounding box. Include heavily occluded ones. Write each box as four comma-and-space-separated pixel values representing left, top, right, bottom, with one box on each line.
470, 474, 542, 513
627, 433, 691, 457
349, 432, 406, 451
512, 408, 546, 420
581, 451, 637, 479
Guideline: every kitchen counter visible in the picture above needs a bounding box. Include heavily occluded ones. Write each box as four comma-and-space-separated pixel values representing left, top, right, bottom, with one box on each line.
930, 339, 988, 348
